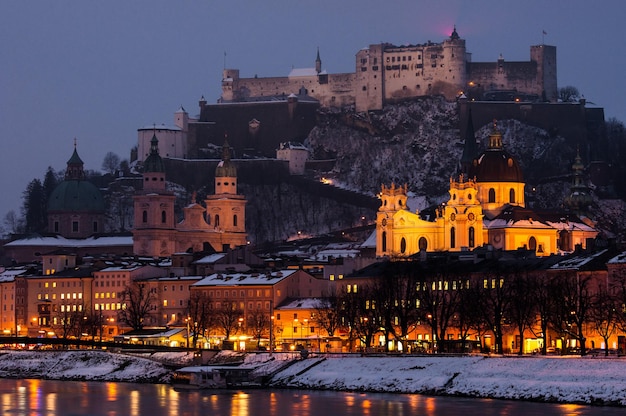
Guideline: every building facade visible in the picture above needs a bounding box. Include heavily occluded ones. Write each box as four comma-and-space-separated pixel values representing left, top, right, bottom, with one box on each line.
376, 123, 598, 258
133, 137, 248, 257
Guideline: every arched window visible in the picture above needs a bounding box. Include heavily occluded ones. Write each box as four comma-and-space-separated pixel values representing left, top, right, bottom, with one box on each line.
529, 236, 537, 251
382, 231, 387, 252
400, 237, 407, 254
488, 188, 496, 203
469, 226, 475, 248
450, 227, 456, 248
161, 210, 167, 223
206, 214, 211, 225
142, 210, 148, 223
418, 237, 428, 251
233, 214, 238, 227
214, 215, 220, 227
509, 188, 516, 203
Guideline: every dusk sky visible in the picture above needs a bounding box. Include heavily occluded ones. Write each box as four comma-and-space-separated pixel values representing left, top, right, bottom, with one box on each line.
1, 1, 624, 228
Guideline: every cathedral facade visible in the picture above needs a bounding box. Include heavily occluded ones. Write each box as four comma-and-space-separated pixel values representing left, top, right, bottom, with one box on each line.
132, 135, 247, 258
376, 123, 597, 258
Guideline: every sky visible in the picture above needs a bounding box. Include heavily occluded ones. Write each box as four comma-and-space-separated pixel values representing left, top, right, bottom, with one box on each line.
1, 0, 625, 229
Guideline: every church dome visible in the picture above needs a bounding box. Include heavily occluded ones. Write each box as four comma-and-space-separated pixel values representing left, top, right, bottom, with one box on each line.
468, 123, 523, 183
48, 144, 105, 213
48, 180, 105, 212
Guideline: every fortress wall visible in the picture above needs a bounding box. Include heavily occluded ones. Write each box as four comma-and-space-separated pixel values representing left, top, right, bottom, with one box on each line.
469, 61, 541, 94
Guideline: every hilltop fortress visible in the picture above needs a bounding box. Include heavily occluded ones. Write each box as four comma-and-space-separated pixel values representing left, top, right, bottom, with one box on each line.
220, 27, 557, 111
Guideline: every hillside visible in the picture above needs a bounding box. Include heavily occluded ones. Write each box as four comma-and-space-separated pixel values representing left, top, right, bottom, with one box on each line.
102, 97, 626, 245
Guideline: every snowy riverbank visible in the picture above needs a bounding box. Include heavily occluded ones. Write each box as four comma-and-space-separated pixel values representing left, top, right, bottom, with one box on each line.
1, 350, 625, 406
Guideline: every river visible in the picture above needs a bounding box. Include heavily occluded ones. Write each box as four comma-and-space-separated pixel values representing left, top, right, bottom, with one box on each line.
0, 379, 623, 416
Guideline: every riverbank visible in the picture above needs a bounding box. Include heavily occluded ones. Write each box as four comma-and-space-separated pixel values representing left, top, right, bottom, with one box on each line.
1, 350, 625, 406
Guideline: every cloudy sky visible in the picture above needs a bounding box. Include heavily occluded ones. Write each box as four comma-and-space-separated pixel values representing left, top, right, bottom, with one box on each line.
1, 0, 624, 228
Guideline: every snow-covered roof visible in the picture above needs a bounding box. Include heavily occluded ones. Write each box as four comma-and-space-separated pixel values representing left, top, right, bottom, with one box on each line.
288, 68, 325, 77
0, 267, 30, 280
607, 251, 626, 264
550, 249, 608, 270
138, 124, 182, 132
194, 253, 227, 264
5, 235, 133, 248
360, 231, 377, 249
192, 269, 297, 287
276, 298, 326, 310
483, 218, 553, 229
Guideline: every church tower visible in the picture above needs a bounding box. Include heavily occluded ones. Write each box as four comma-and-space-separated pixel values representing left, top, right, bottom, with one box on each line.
204, 140, 247, 251
565, 148, 593, 214
132, 134, 176, 257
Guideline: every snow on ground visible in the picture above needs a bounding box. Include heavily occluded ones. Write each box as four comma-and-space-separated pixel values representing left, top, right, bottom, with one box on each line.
0, 350, 173, 383
271, 354, 626, 406
1, 350, 626, 406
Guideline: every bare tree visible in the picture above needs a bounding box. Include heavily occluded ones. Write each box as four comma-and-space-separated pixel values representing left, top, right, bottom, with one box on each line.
315, 295, 342, 337
591, 283, 621, 355
213, 300, 243, 342
417, 263, 463, 353
117, 282, 156, 331
507, 270, 537, 355
558, 85, 580, 103
246, 308, 270, 350
102, 152, 121, 175
187, 291, 213, 348
550, 271, 595, 355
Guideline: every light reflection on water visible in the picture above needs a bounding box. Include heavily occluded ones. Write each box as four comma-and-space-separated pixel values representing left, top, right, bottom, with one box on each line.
0, 379, 622, 416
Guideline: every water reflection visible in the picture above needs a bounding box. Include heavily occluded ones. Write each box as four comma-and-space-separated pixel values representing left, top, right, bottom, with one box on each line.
0, 379, 622, 416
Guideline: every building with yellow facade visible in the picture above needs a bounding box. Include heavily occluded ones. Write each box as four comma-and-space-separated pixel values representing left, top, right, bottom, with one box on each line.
376, 122, 598, 258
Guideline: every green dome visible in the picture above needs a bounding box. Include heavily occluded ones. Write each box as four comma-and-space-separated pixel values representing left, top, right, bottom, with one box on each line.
48, 180, 105, 212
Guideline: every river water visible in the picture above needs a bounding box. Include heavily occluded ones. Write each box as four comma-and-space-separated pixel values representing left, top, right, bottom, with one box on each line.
0, 379, 623, 416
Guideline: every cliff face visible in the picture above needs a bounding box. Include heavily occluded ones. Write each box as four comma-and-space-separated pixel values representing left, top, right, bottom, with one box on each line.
306, 96, 575, 211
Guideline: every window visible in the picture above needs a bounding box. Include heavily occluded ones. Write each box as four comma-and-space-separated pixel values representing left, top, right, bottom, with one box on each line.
93, 221, 98, 233
142, 211, 148, 223
400, 237, 407, 254
419, 237, 428, 251
488, 188, 496, 203
215, 215, 220, 227
233, 215, 238, 227
72, 221, 79, 232
450, 227, 456, 248
509, 188, 516, 203
382, 231, 387, 252
529, 236, 537, 251
161, 210, 167, 223
469, 227, 475, 248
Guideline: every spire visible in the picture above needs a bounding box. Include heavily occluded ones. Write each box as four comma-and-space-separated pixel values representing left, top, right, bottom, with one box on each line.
315, 47, 322, 73
460, 108, 478, 174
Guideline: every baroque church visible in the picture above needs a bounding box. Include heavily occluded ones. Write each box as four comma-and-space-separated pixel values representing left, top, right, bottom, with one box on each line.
132, 134, 247, 257
376, 121, 598, 258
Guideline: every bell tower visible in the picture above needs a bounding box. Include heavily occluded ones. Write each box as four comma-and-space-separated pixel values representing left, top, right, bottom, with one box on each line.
205, 139, 247, 251
132, 134, 176, 257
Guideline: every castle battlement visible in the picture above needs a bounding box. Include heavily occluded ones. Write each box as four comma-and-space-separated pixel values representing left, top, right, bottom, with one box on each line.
220, 28, 557, 111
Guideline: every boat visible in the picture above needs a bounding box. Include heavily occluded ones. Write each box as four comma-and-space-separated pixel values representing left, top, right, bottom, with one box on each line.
172, 365, 260, 389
